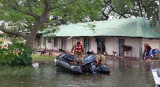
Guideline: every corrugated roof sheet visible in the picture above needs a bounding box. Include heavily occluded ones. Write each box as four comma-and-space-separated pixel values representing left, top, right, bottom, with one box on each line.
42, 17, 160, 38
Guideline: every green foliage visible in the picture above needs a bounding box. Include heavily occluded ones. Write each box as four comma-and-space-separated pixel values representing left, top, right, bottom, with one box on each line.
51, 0, 103, 23
42, 26, 59, 38
87, 23, 96, 32
0, 0, 103, 32
0, 42, 33, 66
110, 0, 158, 21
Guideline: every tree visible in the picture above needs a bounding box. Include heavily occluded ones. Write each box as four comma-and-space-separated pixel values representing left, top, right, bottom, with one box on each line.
102, 0, 159, 22
0, 0, 102, 47
102, 0, 160, 49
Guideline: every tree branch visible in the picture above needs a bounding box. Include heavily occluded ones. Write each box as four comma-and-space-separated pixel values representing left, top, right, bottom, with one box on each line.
49, 0, 77, 10
39, 0, 50, 24
137, 0, 143, 17
26, 0, 33, 13
0, 24, 27, 39
44, 19, 63, 25
103, 0, 128, 18
7, 2, 39, 19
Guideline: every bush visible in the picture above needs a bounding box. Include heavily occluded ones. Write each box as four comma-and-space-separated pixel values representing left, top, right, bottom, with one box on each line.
0, 42, 33, 66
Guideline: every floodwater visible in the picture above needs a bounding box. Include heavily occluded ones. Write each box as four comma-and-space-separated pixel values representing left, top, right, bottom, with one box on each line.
0, 59, 160, 87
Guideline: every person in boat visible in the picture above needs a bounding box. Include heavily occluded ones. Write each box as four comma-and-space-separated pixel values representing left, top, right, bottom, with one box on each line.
144, 43, 152, 60
87, 50, 106, 65
96, 53, 106, 65
71, 41, 84, 65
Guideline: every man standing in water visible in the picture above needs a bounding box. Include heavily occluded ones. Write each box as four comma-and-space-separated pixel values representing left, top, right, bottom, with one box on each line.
71, 41, 84, 65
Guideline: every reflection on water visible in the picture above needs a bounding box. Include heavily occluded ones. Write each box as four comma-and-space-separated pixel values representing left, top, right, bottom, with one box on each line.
0, 59, 159, 87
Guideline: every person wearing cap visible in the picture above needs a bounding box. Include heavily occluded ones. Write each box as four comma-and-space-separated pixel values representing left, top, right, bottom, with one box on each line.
71, 41, 84, 65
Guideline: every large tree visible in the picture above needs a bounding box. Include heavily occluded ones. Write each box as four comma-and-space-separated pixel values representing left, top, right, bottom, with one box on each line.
102, 0, 160, 49
102, 0, 159, 22
0, 0, 102, 47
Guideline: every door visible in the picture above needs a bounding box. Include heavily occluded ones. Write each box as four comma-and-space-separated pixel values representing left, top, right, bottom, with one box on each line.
84, 38, 91, 53
61, 37, 67, 51
96, 38, 105, 54
119, 39, 124, 56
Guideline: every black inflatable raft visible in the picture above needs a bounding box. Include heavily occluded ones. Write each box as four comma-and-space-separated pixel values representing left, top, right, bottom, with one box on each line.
82, 54, 110, 74
55, 53, 110, 74
55, 53, 82, 74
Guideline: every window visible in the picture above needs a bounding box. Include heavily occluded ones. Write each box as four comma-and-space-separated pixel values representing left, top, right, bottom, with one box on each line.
48, 38, 51, 43
54, 38, 58, 47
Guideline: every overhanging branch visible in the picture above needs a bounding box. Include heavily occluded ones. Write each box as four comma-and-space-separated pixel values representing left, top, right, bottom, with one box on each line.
0, 25, 27, 39
103, 0, 128, 18
49, 0, 77, 10
44, 19, 63, 25
7, 2, 39, 19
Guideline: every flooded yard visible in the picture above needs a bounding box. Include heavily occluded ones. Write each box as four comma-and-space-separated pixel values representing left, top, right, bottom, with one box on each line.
0, 58, 159, 87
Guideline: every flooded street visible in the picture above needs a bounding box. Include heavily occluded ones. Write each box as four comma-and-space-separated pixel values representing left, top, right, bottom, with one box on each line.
0, 59, 159, 87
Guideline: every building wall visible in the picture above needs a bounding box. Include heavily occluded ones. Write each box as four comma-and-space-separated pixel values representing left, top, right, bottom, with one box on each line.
45, 37, 85, 52
105, 37, 142, 58
105, 37, 119, 56
90, 38, 97, 53
39, 37, 45, 50
66, 38, 73, 52
39, 36, 160, 59
125, 38, 141, 58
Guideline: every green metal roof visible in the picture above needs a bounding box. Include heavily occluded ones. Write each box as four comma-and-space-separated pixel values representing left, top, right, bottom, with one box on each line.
43, 17, 160, 38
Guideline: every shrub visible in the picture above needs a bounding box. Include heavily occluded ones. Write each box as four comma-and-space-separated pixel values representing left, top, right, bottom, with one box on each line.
0, 42, 33, 66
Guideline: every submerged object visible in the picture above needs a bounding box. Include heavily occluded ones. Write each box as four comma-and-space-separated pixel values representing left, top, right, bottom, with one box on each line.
32, 63, 39, 68
55, 53, 110, 74
151, 69, 160, 87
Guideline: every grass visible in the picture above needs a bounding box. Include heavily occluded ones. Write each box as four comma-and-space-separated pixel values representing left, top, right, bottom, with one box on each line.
32, 54, 56, 61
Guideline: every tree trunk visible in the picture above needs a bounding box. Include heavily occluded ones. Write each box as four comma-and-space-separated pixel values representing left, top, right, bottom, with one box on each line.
25, 19, 42, 47
25, 38, 33, 47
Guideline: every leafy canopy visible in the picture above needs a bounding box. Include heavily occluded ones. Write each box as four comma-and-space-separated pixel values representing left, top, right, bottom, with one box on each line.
0, 0, 103, 32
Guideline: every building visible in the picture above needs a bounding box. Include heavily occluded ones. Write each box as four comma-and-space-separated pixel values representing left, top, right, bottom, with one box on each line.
36, 17, 160, 59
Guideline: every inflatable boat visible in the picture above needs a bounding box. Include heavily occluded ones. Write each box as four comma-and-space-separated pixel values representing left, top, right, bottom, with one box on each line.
82, 54, 110, 74
55, 53, 82, 74
55, 53, 110, 74
151, 69, 160, 87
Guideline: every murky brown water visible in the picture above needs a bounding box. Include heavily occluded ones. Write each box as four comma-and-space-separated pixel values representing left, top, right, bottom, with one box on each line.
0, 59, 159, 87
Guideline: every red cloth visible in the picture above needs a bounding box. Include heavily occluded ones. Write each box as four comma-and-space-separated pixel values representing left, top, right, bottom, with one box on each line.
98, 60, 101, 64
69, 61, 74, 63
75, 41, 83, 52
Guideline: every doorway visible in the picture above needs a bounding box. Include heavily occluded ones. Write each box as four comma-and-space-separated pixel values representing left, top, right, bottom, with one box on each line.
119, 39, 125, 56
96, 38, 105, 54
84, 38, 91, 53
61, 37, 67, 51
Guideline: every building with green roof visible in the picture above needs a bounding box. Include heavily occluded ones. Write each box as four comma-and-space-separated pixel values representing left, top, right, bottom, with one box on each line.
36, 17, 160, 59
